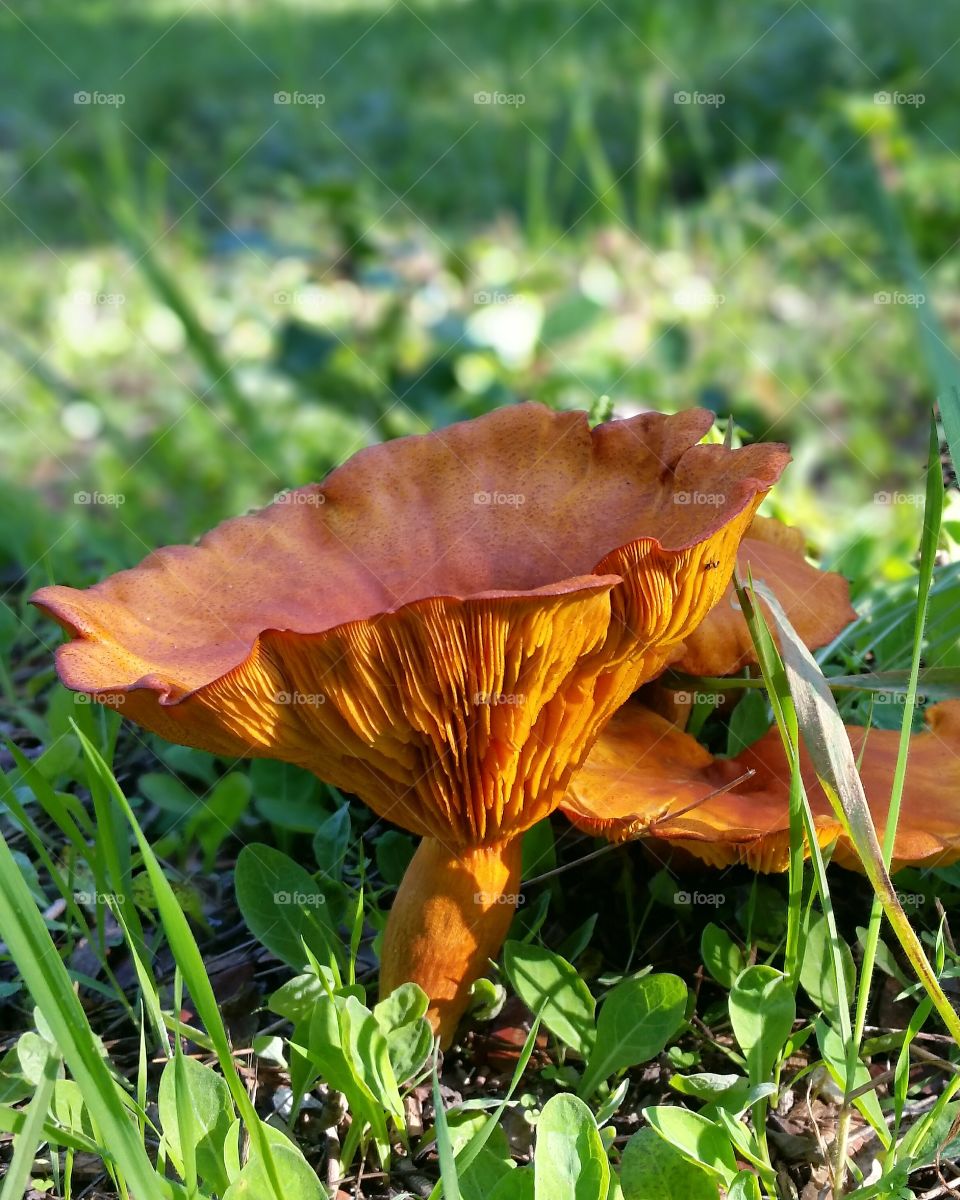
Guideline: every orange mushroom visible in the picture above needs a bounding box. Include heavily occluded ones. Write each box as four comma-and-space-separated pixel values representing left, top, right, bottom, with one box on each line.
31, 402, 787, 1044
562, 700, 960, 873
676, 514, 856, 678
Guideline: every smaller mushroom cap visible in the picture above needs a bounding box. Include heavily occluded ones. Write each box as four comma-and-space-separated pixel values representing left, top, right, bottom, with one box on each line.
563, 700, 960, 873
674, 516, 856, 678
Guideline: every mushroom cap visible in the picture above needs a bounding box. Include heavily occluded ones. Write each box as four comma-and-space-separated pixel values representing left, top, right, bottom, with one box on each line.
32, 403, 787, 846
563, 700, 960, 873
674, 515, 856, 678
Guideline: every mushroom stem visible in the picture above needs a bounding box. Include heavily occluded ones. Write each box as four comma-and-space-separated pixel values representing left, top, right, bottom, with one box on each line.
379, 835, 522, 1047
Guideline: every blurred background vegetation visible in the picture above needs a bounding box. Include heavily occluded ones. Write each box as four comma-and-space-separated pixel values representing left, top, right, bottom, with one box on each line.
2, 0, 959, 647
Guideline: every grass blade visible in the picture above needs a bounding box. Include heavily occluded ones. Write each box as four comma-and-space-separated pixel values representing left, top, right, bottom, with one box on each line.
71, 722, 287, 1200
746, 580, 960, 1047
0, 830, 171, 1199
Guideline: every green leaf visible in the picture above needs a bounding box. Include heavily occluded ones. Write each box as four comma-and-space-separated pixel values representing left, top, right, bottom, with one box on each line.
700, 924, 744, 989
194, 774, 251, 868
158, 1056, 235, 1195
620, 1128, 718, 1200
726, 1170, 763, 1200
139, 772, 197, 815
800, 914, 854, 1028
577, 974, 686, 1098
312, 804, 351, 883
222, 1123, 324, 1199
50, 1079, 91, 1141
373, 982, 433, 1083
815, 1020, 890, 1148
503, 940, 596, 1057
728, 966, 795, 1085
642, 1108, 738, 1186
375, 829, 417, 885
1, 1045, 57, 1200
250, 760, 326, 831
448, 1114, 514, 1200
534, 1093, 610, 1200
670, 1074, 775, 1118
269, 970, 333, 1024
725, 689, 770, 756
297, 992, 401, 1162
234, 844, 339, 973
489, 1168, 534, 1200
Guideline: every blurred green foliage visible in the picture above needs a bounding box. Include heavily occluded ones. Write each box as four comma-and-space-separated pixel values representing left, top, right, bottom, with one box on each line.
0, 0, 957, 638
